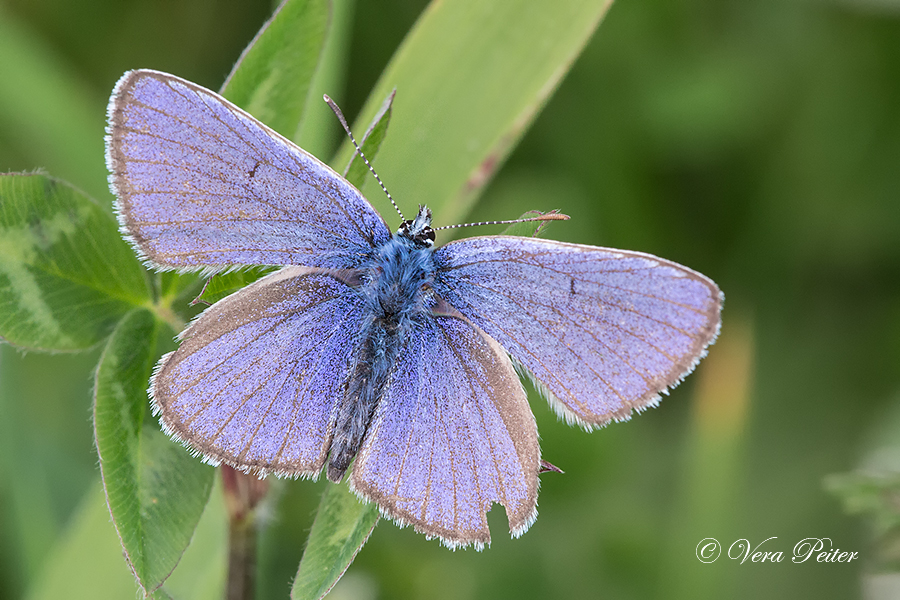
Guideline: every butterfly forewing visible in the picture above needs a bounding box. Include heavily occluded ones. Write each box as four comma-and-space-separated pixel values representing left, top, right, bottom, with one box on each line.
153, 267, 364, 477
433, 236, 722, 427
106, 70, 390, 271
350, 313, 539, 550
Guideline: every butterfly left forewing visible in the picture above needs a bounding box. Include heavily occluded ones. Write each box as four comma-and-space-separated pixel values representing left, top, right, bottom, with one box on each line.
106, 70, 390, 272
349, 313, 539, 549
433, 236, 722, 428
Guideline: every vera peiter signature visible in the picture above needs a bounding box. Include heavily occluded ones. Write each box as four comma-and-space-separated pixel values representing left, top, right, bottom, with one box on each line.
696, 537, 859, 564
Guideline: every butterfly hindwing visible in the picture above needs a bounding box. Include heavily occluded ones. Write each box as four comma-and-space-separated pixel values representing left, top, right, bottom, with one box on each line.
152, 267, 364, 477
433, 236, 722, 428
106, 70, 390, 272
349, 312, 539, 550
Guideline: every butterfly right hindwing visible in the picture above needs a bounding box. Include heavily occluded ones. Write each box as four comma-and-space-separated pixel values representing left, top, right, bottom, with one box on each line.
349, 311, 539, 550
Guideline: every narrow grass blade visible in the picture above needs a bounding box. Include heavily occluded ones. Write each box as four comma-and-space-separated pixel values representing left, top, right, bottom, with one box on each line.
291, 484, 379, 600
220, 0, 331, 141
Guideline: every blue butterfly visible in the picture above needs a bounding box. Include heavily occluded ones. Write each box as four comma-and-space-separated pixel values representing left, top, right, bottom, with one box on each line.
106, 69, 722, 549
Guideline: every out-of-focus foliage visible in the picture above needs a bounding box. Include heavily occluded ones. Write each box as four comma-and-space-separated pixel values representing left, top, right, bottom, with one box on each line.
1, 0, 899, 599
828, 396, 900, 596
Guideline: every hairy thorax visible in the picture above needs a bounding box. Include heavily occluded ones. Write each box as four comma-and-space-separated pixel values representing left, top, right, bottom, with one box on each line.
325, 232, 436, 482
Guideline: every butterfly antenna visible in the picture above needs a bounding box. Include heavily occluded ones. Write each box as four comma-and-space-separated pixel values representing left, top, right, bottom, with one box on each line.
432, 212, 569, 232
324, 94, 404, 221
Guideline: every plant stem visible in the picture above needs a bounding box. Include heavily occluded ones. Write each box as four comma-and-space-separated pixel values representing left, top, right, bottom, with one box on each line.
222, 466, 269, 600
227, 511, 256, 600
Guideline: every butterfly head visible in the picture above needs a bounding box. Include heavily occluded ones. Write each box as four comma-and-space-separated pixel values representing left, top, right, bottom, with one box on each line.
397, 205, 435, 248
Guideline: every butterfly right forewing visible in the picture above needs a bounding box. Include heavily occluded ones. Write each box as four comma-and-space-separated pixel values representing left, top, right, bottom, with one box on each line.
433, 235, 722, 428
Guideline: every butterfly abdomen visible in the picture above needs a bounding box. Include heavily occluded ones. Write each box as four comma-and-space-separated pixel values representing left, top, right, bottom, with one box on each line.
325, 234, 437, 482
326, 318, 395, 482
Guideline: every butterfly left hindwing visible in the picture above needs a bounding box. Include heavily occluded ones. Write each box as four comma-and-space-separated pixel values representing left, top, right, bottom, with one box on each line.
152, 267, 363, 477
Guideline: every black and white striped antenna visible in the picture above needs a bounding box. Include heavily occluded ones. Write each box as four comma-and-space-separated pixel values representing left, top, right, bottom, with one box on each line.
432, 213, 569, 232
324, 94, 405, 221
325, 95, 570, 233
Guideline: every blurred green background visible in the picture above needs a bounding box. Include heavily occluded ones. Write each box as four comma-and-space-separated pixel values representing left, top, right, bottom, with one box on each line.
2, 0, 900, 599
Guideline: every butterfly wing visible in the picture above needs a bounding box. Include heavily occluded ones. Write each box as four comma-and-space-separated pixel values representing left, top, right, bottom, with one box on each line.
152, 267, 364, 477
106, 70, 390, 271
433, 236, 722, 427
349, 312, 539, 550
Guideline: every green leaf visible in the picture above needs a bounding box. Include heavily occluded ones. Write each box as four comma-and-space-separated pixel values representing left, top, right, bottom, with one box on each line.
343, 89, 396, 188
334, 0, 614, 226
291, 484, 379, 600
94, 309, 215, 595
195, 266, 278, 306
0, 173, 149, 351
296, 0, 357, 158
500, 209, 566, 238
220, 0, 331, 141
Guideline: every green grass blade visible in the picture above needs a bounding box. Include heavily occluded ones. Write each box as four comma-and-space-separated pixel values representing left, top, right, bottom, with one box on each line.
343, 89, 395, 187
296, 0, 356, 158
189, 0, 338, 306
334, 0, 614, 226
0, 173, 149, 351
93, 309, 215, 594
291, 484, 379, 600
194, 267, 279, 306
220, 0, 331, 141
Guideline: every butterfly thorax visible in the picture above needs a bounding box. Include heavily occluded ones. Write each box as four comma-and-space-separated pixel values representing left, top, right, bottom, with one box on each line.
366, 206, 436, 319
326, 206, 437, 482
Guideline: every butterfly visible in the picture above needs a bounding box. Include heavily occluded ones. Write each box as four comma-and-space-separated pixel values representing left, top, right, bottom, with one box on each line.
105, 69, 722, 549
